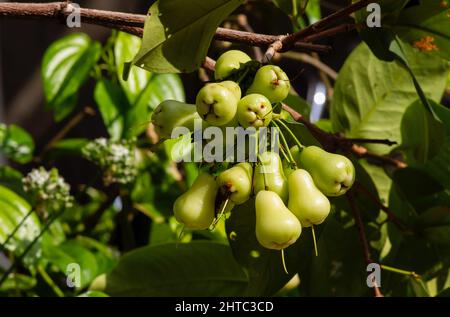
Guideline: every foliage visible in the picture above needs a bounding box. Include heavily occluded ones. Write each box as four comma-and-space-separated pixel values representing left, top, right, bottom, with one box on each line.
0, 0, 449, 298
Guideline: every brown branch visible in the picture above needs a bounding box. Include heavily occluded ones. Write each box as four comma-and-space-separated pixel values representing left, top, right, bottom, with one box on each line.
303, 23, 358, 43
282, 0, 378, 49
0, 2, 330, 53
281, 104, 407, 169
280, 51, 338, 80
347, 191, 384, 297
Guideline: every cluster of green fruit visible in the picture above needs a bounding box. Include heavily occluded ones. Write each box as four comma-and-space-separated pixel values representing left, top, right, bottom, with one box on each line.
152, 50, 356, 252
151, 50, 290, 138
173, 146, 355, 251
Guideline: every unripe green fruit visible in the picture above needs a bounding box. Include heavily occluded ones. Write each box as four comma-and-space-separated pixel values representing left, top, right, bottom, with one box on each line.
217, 163, 253, 205
220, 81, 242, 101
296, 146, 355, 197
287, 169, 331, 227
255, 190, 302, 250
152, 100, 201, 139
196, 82, 239, 126
247, 65, 290, 103
254, 151, 288, 202
173, 173, 218, 230
237, 94, 273, 128
215, 50, 251, 80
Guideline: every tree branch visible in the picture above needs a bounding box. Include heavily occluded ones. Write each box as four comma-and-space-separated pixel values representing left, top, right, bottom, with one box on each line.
0, 2, 330, 53
347, 191, 384, 297
281, 104, 407, 169
282, 0, 378, 49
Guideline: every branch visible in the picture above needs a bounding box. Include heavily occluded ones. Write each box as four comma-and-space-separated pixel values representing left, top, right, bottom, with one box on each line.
347, 191, 384, 297
282, 0, 378, 49
281, 104, 407, 169
346, 138, 397, 146
280, 51, 338, 80
0, 2, 330, 53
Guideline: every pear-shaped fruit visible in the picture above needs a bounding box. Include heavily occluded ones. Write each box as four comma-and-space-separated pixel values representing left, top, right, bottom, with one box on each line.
215, 50, 251, 80
173, 173, 218, 229
247, 65, 290, 103
217, 163, 253, 205
288, 169, 331, 227
296, 146, 355, 196
253, 151, 288, 202
152, 100, 201, 139
220, 81, 242, 101
237, 94, 273, 129
255, 191, 302, 250
196, 82, 239, 126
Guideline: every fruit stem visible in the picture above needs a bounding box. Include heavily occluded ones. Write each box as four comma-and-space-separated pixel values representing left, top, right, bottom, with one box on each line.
272, 121, 297, 167
311, 225, 318, 257
210, 198, 230, 229
275, 119, 305, 151
177, 225, 185, 247
380, 264, 421, 279
281, 249, 289, 275
279, 145, 293, 165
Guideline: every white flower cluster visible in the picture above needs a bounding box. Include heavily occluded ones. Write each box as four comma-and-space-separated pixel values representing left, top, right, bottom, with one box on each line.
82, 138, 138, 185
22, 167, 74, 213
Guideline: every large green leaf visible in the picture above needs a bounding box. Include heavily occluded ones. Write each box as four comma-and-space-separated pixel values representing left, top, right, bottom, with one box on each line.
42, 33, 101, 121
132, 0, 244, 73
114, 32, 152, 103
101, 241, 248, 296
0, 123, 34, 164
94, 80, 128, 140
225, 198, 306, 296
0, 185, 40, 261
331, 42, 449, 154
394, 1, 450, 61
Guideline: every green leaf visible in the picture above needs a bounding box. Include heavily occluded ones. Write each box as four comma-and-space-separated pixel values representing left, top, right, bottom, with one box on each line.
0, 123, 34, 164
331, 42, 449, 154
298, 215, 370, 296
114, 32, 152, 103
284, 92, 310, 118
0, 273, 36, 292
94, 80, 128, 140
101, 241, 248, 296
132, 0, 245, 73
394, 1, 450, 61
42, 33, 101, 121
43, 240, 99, 289
0, 166, 24, 196
225, 198, 305, 296
0, 185, 40, 261
417, 206, 450, 246
399, 99, 446, 165
273, 0, 321, 24
124, 73, 185, 138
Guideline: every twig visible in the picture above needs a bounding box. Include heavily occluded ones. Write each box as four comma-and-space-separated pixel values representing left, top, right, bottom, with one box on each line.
346, 138, 397, 146
280, 51, 338, 80
37, 106, 96, 161
303, 23, 358, 42
282, 0, 378, 49
202, 57, 216, 72
347, 191, 384, 297
264, 39, 284, 63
